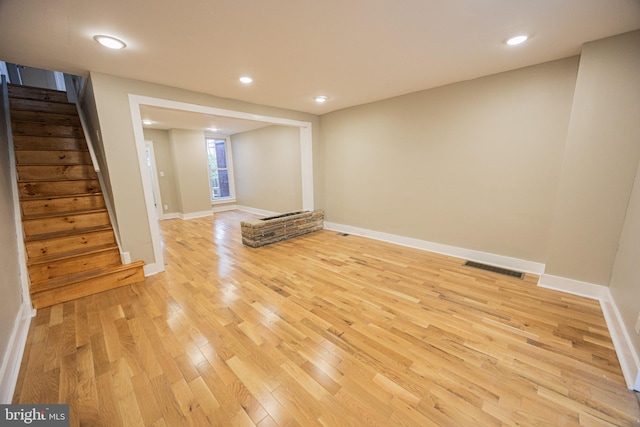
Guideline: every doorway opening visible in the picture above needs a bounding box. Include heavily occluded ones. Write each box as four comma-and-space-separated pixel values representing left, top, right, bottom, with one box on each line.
129, 95, 314, 275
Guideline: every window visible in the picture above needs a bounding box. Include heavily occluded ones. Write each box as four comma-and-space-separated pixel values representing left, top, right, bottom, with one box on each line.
206, 137, 234, 201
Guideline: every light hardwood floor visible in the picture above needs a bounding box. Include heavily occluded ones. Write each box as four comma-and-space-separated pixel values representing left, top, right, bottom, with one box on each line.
12, 210, 640, 426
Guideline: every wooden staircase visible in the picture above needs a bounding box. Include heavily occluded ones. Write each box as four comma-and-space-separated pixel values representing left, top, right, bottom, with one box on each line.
8, 84, 145, 309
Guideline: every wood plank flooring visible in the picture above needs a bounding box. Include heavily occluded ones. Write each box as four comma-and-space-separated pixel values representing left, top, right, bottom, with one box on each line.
13, 210, 640, 426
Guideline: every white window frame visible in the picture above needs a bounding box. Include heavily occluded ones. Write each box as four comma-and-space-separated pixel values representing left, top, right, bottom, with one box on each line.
205, 135, 236, 204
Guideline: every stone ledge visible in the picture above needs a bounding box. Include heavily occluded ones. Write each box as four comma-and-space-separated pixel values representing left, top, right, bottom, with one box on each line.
241, 210, 324, 248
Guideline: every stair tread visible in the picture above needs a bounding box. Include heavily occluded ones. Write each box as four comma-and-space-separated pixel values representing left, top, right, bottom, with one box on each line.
9, 98, 72, 107
17, 162, 93, 166
24, 224, 114, 242
20, 192, 104, 202
30, 260, 146, 289
11, 119, 80, 124
8, 100, 77, 115
12, 136, 88, 152
8, 83, 67, 94
19, 177, 97, 183
18, 175, 97, 183
27, 244, 119, 266
23, 207, 108, 221
13, 149, 89, 153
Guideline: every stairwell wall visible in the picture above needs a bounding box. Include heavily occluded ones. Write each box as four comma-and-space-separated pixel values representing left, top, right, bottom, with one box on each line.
81, 77, 120, 237
0, 82, 28, 402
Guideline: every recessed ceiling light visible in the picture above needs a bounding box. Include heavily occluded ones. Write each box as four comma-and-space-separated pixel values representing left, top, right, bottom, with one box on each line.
93, 35, 127, 49
239, 76, 253, 84
208, 127, 218, 132
506, 35, 528, 46
142, 120, 154, 125
314, 96, 328, 103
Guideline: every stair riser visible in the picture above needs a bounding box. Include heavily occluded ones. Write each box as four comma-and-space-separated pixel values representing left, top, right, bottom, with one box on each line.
23, 211, 111, 237
12, 122, 84, 138
16, 150, 92, 165
30, 265, 145, 308
19, 179, 100, 198
9, 98, 76, 115
8, 86, 68, 103
10, 110, 81, 126
26, 229, 117, 259
29, 249, 121, 284
18, 165, 96, 181
21, 195, 106, 216
13, 136, 87, 151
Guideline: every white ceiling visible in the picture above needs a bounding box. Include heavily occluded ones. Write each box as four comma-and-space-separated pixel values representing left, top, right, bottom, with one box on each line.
1, 0, 639, 115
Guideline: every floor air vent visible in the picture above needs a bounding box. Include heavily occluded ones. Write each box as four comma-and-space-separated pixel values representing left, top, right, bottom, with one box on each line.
463, 261, 524, 279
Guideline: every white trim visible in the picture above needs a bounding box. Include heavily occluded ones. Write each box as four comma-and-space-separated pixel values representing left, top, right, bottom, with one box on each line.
300, 126, 314, 211
212, 203, 239, 213
130, 95, 313, 128
0, 302, 33, 404
211, 198, 237, 205
538, 274, 609, 300
129, 100, 165, 275
120, 251, 131, 265
0, 62, 9, 81
128, 94, 314, 276
143, 262, 164, 277
323, 221, 545, 274
538, 274, 640, 390
144, 140, 164, 221
179, 210, 214, 220
160, 213, 180, 220
53, 71, 66, 92
235, 205, 280, 218
2, 77, 32, 309
211, 197, 238, 206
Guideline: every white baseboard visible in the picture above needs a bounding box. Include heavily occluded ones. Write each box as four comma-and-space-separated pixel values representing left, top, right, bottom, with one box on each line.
159, 212, 212, 221
539, 274, 640, 390
160, 213, 180, 220
212, 204, 239, 213
179, 210, 213, 220
143, 262, 164, 277
235, 205, 280, 218
120, 251, 131, 264
323, 221, 545, 275
538, 274, 609, 300
0, 302, 33, 403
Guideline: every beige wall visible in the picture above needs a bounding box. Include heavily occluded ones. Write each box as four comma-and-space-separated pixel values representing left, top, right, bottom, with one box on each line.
143, 128, 178, 215
603, 31, 640, 359
610, 158, 640, 361
89, 72, 320, 264
232, 125, 302, 213
0, 82, 24, 368
545, 31, 640, 285
168, 129, 212, 215
321, 57, 579, 262
82, 77, 122, 236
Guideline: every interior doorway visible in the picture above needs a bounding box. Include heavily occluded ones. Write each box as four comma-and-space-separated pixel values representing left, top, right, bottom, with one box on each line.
144, 140, 163, 220
129, 94, 314, 276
